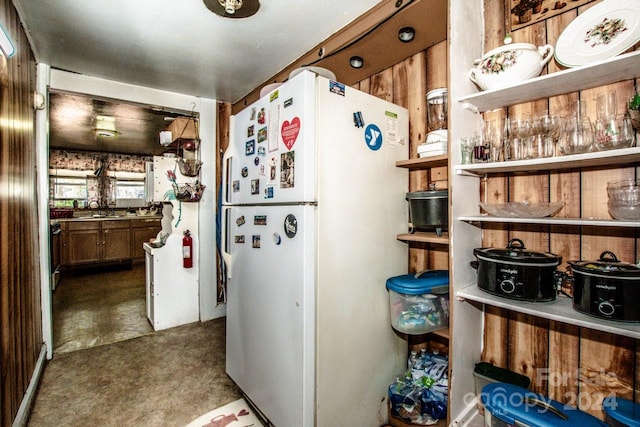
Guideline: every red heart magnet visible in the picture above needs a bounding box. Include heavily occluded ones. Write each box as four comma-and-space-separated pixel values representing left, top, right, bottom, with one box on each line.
281, 117, 301, 150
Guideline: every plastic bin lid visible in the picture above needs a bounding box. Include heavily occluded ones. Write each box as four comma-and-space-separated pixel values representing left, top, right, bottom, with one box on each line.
386, 270, 449, 295
603, 396, 640, 426
474, 362, 531, 389
481, 383, 608, 427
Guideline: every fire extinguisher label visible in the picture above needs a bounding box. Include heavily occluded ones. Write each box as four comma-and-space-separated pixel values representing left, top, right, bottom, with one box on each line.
183, 247, 191, 258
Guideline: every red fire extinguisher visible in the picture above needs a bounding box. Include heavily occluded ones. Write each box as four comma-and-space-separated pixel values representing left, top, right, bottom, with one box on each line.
182, 229, 193, 268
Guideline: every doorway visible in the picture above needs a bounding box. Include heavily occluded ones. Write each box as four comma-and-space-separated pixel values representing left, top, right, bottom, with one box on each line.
38, 68, 220, 360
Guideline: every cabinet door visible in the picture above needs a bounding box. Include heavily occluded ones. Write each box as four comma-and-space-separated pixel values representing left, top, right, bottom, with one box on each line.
67, 229, 101, 264
102, 227, 131, 261
130, 219, 161, 261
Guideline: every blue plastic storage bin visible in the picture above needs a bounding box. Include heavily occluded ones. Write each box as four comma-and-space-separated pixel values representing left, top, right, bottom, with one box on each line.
481, 383, 607, 427
385, 270, 449, 335
603, 396, 640, 427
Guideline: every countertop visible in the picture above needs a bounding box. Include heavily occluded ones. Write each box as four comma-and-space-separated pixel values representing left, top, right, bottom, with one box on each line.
52, 214, 162, 223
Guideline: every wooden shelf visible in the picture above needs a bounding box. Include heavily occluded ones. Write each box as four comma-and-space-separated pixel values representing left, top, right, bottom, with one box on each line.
430, 328, 449, 340
397, 155, 448, 170
458, 215, 640, 228
456, 284, 640, 340
397, 231, 449, 244
455, 147, 640, 175
457, 51, 640, 112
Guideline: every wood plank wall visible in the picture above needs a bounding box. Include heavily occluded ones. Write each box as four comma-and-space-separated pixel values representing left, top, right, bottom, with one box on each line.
0, 0, 41, 424
352, 42, 450, 274
480, 0, 638, 419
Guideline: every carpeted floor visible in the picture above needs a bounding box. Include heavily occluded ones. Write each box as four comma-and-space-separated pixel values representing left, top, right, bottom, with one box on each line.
28, 265, 242, 426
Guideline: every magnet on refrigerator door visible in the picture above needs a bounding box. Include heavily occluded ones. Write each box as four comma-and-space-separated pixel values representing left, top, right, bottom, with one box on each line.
251, 179, 259, 195
247, 125, 254, 137
245, 140, 255, 155
269, 90, 279, 102
235, 235, 245, 243
236, 216, 245, 226
281, 117, 301, 150
284, 214, 297, 238
232, 180, 240, 192
254, 215, 267, 225
329, 80, 345, 96
257, 127, 267, 143
365, 123, 383, 151
284, 98, 293, 108
252, 235, 261, 248
257, 108, 266, 124
241, 167, 248, 177
264, 187, 274, 199
273, 233, 282, 245
280, 151, 295, 188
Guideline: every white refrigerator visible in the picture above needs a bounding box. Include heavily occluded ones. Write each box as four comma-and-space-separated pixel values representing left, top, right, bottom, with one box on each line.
222, 70, 409, 426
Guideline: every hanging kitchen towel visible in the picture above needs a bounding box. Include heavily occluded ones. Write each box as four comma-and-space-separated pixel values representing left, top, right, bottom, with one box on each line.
185, 398, 263, 427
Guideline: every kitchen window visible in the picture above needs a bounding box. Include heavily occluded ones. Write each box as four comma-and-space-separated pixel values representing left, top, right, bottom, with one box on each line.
50, 176, 88, 208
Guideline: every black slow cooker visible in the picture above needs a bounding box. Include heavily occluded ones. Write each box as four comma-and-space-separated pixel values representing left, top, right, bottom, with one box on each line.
568, 251, 640, 322
472, 238, 561, 302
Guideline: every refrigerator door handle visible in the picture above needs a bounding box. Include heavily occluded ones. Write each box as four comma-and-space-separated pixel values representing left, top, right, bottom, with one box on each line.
223, 156, 232, 204
221, 206, 233, 279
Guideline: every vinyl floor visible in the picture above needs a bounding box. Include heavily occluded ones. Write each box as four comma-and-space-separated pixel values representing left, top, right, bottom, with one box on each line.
28, 265, 241, 426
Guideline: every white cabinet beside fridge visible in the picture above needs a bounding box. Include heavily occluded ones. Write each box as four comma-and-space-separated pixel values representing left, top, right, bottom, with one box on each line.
144, 234, 199, 331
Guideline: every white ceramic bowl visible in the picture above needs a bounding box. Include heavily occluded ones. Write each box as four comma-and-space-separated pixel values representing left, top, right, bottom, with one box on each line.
469, 43, 554, 91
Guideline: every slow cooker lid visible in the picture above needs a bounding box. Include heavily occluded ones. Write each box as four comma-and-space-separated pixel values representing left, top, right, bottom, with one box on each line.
568, 251, 640, 276
474, 238, 561, 264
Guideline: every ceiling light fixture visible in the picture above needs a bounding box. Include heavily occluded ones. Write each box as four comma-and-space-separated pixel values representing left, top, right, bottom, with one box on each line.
349, 56, 364, 69
398, 27, 415, 43
94, 115, 118, 138
222, 0, 241, 14
203, 0, 260, 18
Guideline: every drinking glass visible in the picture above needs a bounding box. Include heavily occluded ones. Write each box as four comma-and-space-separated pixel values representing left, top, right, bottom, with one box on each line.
558, 115, 594, 155
460, 137, 475, 165
597, 91, 618, 122
595, 114, 635, 151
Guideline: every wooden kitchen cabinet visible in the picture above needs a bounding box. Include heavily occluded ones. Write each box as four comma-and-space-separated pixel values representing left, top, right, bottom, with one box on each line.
101, 220, 131, 261
63, 221, 101, 265
130, 218, 161, 261
62, 219, 131, 266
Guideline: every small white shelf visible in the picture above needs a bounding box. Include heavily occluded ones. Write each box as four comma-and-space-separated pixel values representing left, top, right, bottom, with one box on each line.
457, 51, 640, 112
456, 284, 640, 339
455, 147, 640, 175
458, 215, 640, 228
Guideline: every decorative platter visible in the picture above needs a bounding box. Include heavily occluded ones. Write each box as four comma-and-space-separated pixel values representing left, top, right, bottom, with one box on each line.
479, 202, 564, 218
555, 0, 640, 67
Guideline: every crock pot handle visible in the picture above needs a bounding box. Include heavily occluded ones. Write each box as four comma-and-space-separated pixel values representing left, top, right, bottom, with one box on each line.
599, 251, 618, 262
507, 238, 526, 249
470, 260, 478, 270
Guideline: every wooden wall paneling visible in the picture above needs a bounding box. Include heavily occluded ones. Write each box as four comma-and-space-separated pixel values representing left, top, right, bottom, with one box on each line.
481, 305, 509, 367
0, 0, 40, 422
547, 322, 580, 403
579, 329, 634, 419
508, 313, 550, 394
507, 22, 550, 251
404, 52, 427, 162
370, 67, 394, 103
426, 41, 447, 90
216, 101, 231, 303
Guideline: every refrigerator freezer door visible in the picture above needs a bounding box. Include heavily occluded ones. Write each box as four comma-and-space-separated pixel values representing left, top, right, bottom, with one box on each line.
223, 71, 316, 206
225, 204, 315, 427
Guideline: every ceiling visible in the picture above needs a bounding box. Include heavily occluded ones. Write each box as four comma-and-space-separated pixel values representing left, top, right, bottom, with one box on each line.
14, 0, 447, 155
14, 0, 386, 103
